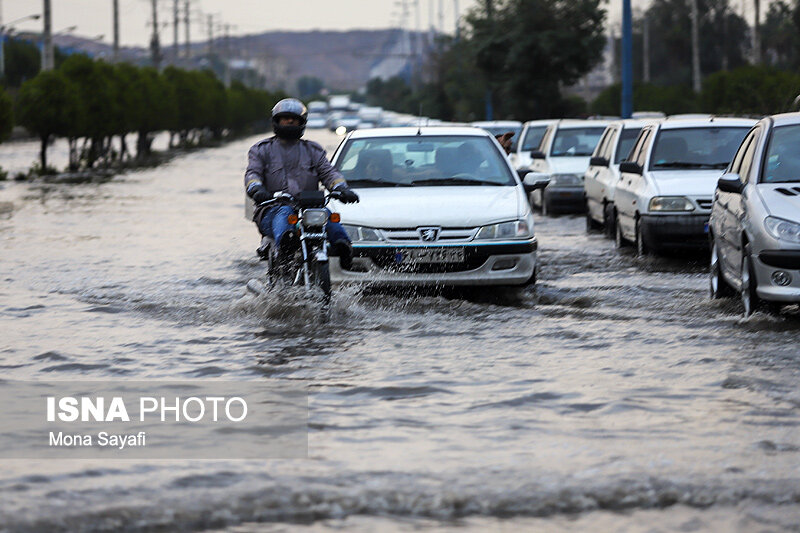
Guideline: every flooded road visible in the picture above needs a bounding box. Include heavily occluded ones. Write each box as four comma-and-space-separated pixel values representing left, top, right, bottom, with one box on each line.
1, 130, 799, 532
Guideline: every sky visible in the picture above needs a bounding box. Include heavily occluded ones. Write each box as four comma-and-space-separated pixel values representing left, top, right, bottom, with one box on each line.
2, 0, 761, 48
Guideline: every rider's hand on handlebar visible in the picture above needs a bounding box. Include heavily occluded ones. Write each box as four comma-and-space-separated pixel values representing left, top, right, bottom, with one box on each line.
338, 187, 360, 204
250, 185, 270, 205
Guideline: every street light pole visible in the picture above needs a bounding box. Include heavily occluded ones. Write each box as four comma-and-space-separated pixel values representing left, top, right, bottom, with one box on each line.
621, 0, 633, 118
42, 0, 54, 71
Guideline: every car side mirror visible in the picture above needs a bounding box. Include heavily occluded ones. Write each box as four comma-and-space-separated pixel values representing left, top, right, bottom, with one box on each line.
523, 172, 550, 192
619, 161, 643, 175
518, 168, 532, 180
590, 156, 609, 167
530, 150, 546, 160
717, 173, 744, 194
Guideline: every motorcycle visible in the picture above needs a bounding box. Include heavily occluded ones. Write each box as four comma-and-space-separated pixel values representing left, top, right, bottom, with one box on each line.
247, 190, 344, 303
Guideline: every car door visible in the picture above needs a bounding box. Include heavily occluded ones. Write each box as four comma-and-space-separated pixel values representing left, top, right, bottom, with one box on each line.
616, 127, 653, 240
585, 127, 616, 220
528, 125, 555, 207
714, 127, 756, 272
726, 126, 762, 278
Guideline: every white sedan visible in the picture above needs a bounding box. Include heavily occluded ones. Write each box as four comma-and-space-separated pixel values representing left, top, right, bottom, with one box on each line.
327, 127, 548, 286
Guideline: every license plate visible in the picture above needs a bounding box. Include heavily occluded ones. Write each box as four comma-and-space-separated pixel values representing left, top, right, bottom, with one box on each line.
396, 247, 465, 264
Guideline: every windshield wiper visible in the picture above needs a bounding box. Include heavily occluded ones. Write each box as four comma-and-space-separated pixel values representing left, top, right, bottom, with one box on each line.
410, 177, 505, 186
652, 161, 724, 169
347, 178, 411, 187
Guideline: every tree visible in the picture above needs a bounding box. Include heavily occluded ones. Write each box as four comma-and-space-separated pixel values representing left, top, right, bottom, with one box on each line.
132, 67, 176, 158
701, 65, 800, 115
16, 71, 82, 170
1, 37, 40, 88
296, 76, 324, 99
465, 0, 607, 118
0, 87, 12, 142
761, 0, 800, 69
592, 82, 698, 115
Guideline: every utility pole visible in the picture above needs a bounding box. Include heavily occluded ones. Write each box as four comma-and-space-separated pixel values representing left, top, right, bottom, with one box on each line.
173, 0, 179, 62
621, 0, 633, 118
690, 0, 701, 92
643, 10, 650, 83
149, 0, 162, 69
206, 14, 213, 57
112, 0, 120, 62
722, 3, 729, 70
438, 0, 444, 35
42, 0, 53, 71
752, 0, 760, 63
223, 23, 230, 87
183, 0, 190, 59
484, 0, 493, 120
0, 0, 4, 80
453, 0, 459, 41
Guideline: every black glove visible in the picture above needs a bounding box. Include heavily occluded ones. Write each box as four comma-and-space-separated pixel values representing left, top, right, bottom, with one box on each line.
338, 187, 360, 204
249, 184, 270, 205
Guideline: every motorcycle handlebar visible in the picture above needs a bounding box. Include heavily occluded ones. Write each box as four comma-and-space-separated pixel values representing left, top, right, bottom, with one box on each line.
256, 190, 342, 208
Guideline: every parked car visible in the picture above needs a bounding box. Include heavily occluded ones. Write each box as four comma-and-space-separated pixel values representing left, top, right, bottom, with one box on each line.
471, 121, 523, 152
614, 117, 755, 255
709, 112, 800, 316
306, 112, 327, 129
327, 127, 549, 286
584, 119, 661, 236
527, 120, 610, 214
509, 120, 557, 171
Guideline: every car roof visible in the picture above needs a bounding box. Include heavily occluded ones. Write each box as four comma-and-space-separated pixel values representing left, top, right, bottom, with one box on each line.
470, 120, 523, 128
657, 117, 757, 129
606, 118, 663, 129
552, 119, 612, 129
769, 112, 800, 127
522, 119, 558, 127
346, 126, 494, 139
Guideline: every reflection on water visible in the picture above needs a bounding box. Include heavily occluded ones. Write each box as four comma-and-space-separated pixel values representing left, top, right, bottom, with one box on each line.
0, 130, 799, 531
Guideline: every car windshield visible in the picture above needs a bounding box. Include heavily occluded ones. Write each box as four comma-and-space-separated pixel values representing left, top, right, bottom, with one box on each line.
650, 127, 750, 170
550, 127, 606, 156
521, 126, 548, 151
336, 135, 516, 187
478, 126, 522, 151
762, 124, 800, 183
614, 128, 642, 163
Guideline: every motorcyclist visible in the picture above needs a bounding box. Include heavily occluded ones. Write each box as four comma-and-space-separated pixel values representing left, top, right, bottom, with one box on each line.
244, 98, 359, 270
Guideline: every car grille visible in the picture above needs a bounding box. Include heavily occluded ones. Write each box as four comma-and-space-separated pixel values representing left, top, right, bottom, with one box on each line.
695, 198, 713, 210
380, 227, 478, 243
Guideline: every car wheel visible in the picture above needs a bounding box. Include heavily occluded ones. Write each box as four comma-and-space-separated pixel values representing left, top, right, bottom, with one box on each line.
604, 203, 616, 239
585, 211, 601, 233
709, 239, 735, 299
635, 218, 650, 257
741, 245, 760, 317
615, 218, 629, 248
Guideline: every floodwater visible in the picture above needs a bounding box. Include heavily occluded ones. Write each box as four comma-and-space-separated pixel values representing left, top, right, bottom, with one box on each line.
1, 129, 799, 532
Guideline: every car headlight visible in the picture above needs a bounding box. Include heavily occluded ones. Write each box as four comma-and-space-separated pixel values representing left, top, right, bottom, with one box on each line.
648, 196, 695, 212
549, 173, 582, 187
765, 216, 800, 244
342, 224, 383, 242
475, 217, 533, 240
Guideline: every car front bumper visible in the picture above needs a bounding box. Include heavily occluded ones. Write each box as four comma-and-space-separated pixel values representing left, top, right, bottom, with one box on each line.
330, 240, 538, 286
754, 250, 800, 303
639, 214, 709, 249
544, 186, 585, 211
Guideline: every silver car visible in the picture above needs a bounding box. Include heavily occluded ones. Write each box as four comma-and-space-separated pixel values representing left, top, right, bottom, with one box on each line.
709, 112, 800, 316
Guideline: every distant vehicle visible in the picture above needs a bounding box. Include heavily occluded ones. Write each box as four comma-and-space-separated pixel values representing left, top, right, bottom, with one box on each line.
709, 112, 800, 316
614, 117, 755, 255
358, 106, 384, 125
307, 100, 328, 114
584, 119, 662, 236
471, 121, 523, 152
527, 119, 610, 214
509, 120, 557, 171
328, 95, 351, 112
327, 126, 549, 287
632, 111, 666, 119
306, 113, 327, 129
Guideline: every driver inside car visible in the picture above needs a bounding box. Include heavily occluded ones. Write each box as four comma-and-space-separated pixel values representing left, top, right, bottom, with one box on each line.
244, 98, 360, 270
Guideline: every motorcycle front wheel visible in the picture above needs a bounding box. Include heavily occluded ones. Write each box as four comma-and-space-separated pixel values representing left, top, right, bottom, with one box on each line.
314, 260, 331, 302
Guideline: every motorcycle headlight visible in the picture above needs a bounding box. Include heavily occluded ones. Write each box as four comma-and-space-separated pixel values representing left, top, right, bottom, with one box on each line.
765, 216, 800, 244
342, 224, 383, 242
302, 209, 329, 228
550, 173, 582, 187
648, 196, 695, 212
475, 217, 533, 240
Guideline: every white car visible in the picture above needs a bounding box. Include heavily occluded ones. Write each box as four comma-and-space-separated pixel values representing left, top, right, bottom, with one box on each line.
614, 117, 755, 255
327, 127, 548, 286
527, 120, 610, 214
509, 120, 557, 170
709, 112, 800, 316
584, 119, 661, 236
